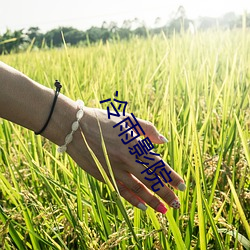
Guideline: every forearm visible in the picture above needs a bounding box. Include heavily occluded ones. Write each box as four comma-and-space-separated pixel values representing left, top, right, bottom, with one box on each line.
0, 61, 77, 145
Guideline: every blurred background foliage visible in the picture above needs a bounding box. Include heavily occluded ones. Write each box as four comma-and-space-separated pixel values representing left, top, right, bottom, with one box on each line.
1, 6, 250, 54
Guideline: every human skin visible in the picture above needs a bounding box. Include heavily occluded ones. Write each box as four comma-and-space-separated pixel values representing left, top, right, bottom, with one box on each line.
0, 61, 186, 213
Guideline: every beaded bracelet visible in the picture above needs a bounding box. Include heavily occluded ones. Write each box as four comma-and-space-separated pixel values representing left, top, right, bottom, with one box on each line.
57, 100, 85, 153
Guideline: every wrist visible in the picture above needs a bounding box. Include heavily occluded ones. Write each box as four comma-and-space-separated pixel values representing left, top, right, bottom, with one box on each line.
42, 93, 79, 146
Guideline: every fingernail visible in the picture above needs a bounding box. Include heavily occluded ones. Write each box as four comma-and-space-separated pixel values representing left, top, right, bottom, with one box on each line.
137, 203, 147, 211
170, 199, 181, 209
158, 134, 168, 143
156, 203, 168, 214
177, 182, 186, 191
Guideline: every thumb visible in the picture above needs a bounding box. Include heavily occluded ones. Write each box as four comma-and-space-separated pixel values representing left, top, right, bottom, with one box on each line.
136, 118, 168, 144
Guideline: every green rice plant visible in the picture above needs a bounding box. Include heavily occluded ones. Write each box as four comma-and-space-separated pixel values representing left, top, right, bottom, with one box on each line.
0, 29, 249, 249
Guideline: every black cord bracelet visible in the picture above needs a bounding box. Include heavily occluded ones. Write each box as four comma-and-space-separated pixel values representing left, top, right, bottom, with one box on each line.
35, 80, 62, 135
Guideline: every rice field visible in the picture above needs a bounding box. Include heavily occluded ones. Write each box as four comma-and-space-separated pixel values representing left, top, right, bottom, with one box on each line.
0, 29, 249, 249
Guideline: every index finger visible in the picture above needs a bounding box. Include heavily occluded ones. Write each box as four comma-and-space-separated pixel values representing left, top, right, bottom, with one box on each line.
124, 113, 168, 144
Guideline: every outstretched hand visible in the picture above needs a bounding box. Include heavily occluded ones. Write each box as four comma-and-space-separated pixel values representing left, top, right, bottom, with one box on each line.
0, 62, 185, 214
66, 107, 186, 214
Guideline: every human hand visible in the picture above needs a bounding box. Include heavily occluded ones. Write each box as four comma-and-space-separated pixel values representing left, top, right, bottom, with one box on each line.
66, 107, 186, 214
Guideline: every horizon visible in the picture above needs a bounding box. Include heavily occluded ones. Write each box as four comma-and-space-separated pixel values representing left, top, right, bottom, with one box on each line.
0, 0, 249, 34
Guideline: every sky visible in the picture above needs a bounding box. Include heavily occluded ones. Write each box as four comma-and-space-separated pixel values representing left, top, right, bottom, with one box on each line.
0, 0, 249, 34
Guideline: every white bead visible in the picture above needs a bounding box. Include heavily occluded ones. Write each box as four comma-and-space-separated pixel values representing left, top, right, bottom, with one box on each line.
76, 100, 84, 108
76, 109, 84, 120
57, 145, 67, 153
65, 133, 73, 144
72, 121, 79, 131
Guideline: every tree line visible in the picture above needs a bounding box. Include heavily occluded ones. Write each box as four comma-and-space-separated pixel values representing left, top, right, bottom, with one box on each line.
0, 10, 249, 54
